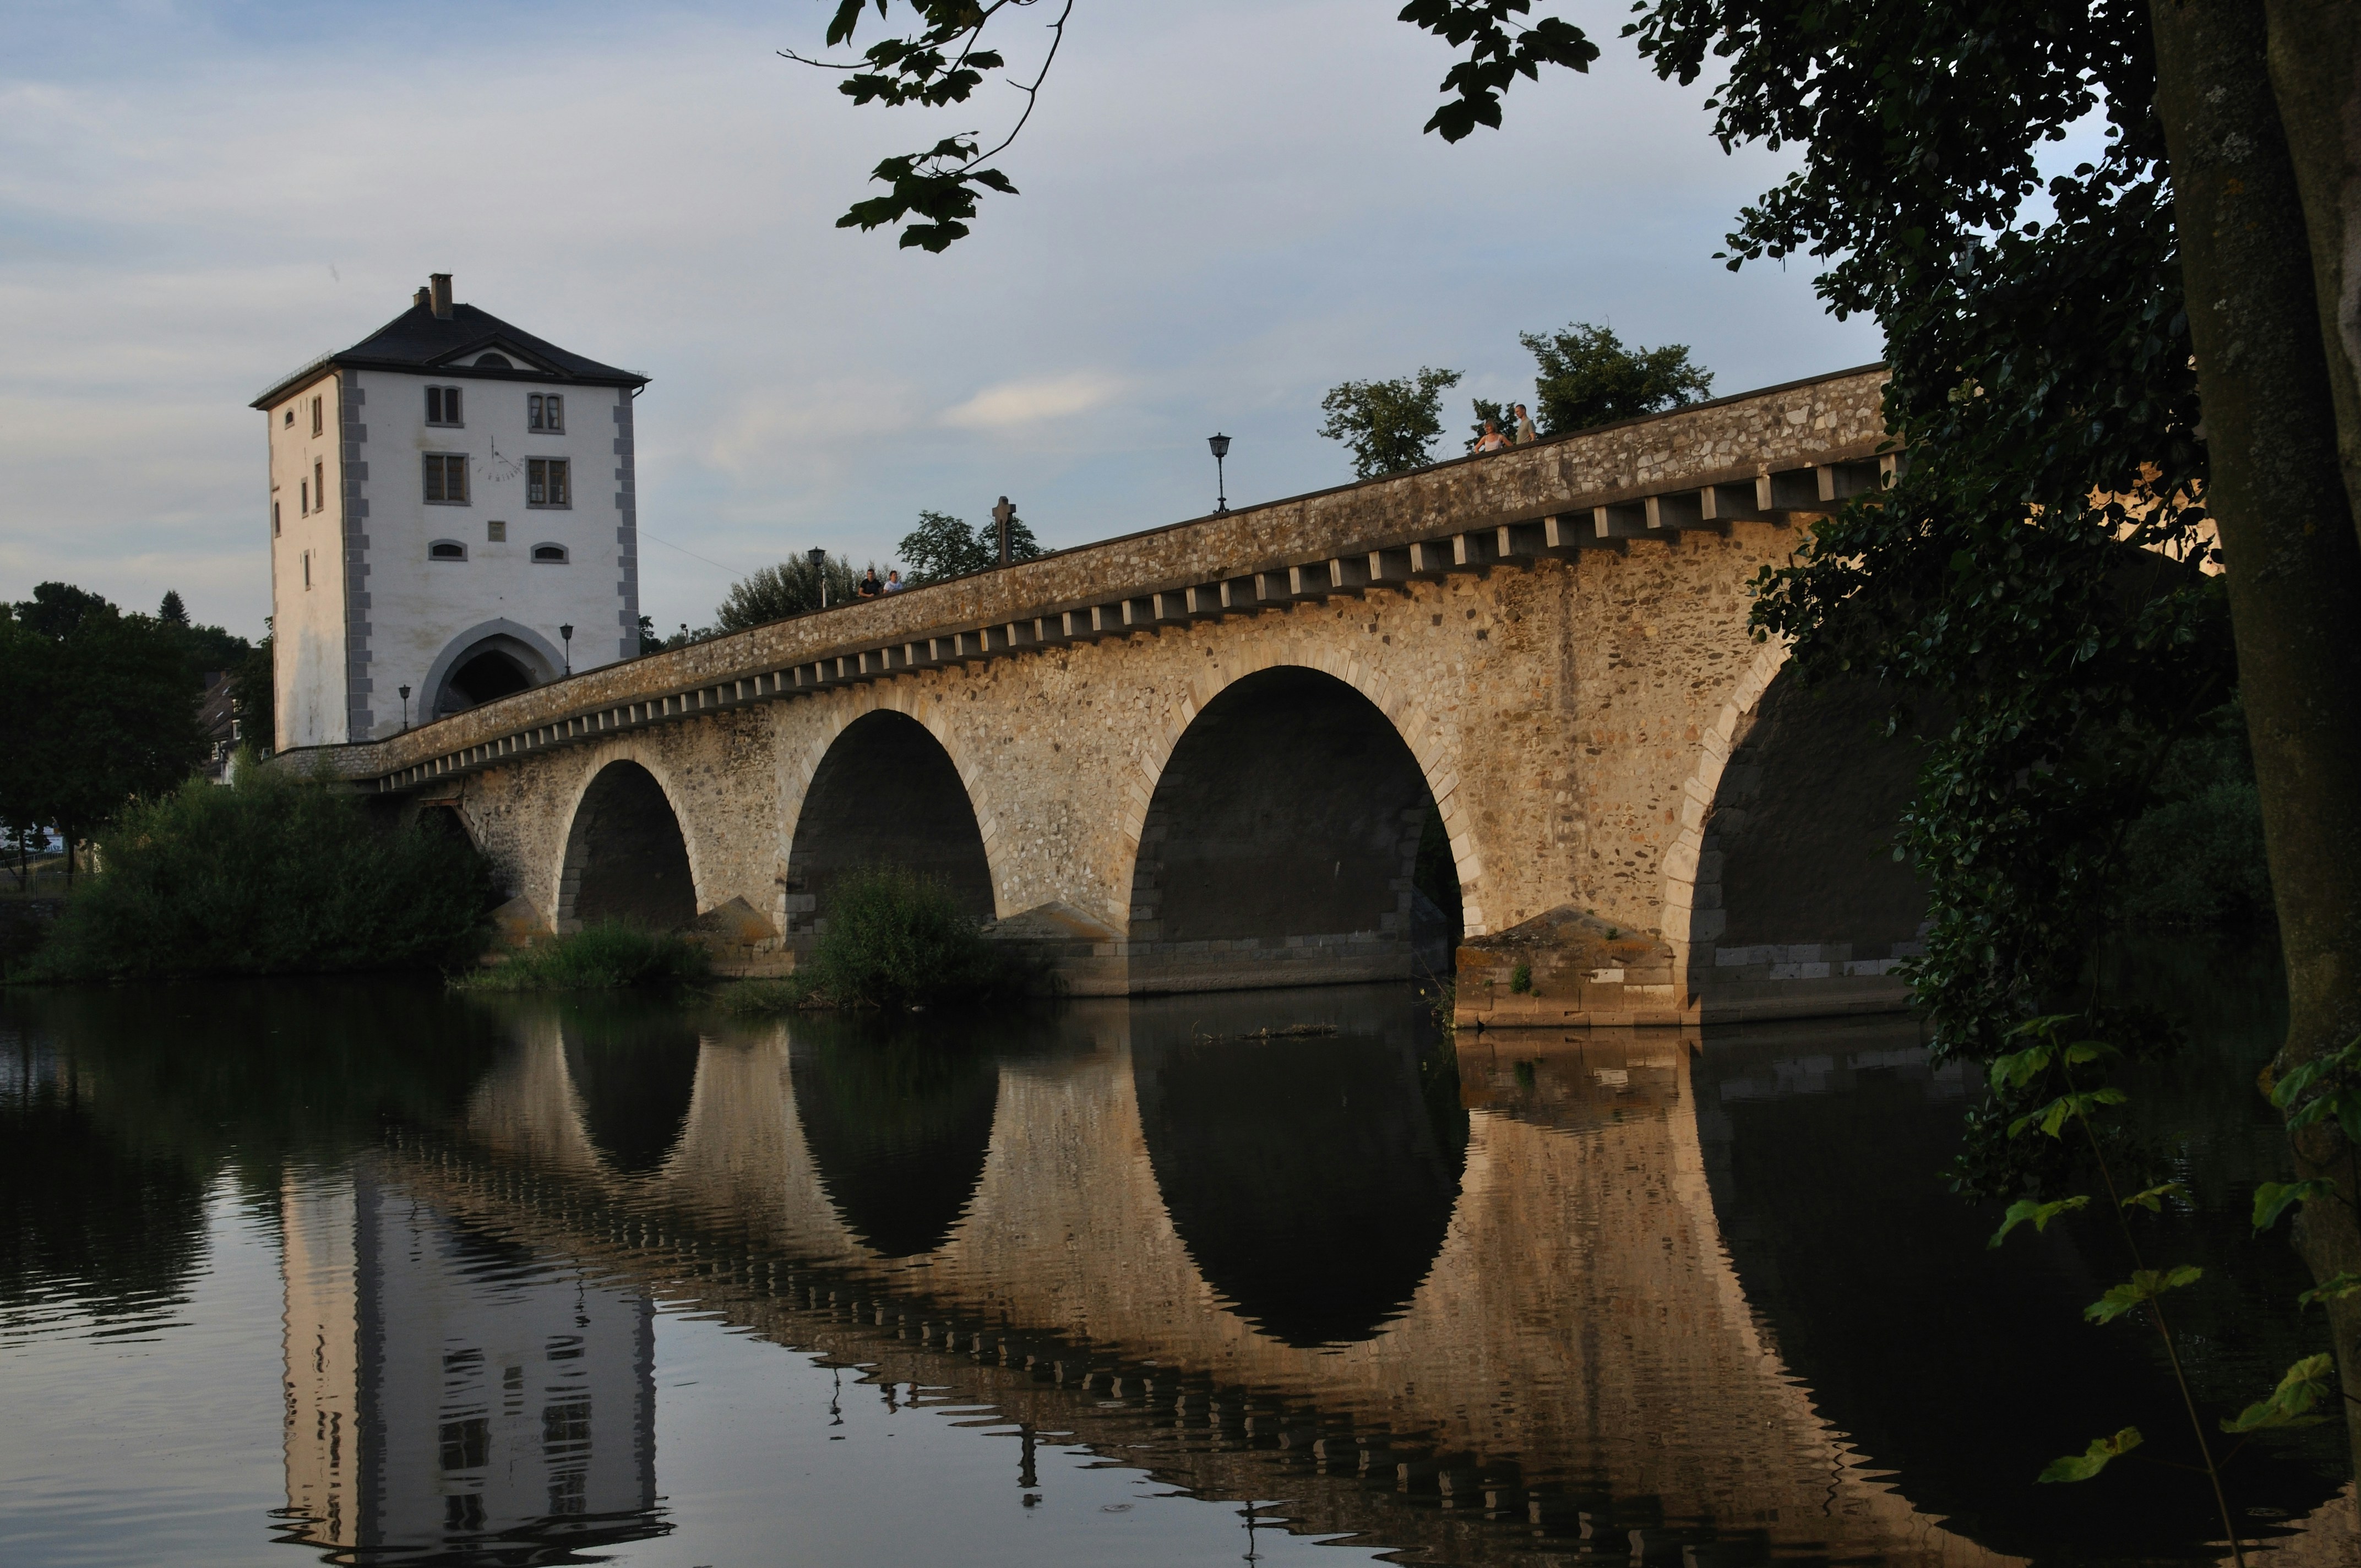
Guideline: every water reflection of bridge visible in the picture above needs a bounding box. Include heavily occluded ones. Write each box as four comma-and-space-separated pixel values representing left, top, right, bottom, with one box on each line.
374, 993, 2028, 1567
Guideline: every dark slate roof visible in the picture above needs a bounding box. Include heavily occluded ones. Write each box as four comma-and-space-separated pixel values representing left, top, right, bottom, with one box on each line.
252, 300, 650, 408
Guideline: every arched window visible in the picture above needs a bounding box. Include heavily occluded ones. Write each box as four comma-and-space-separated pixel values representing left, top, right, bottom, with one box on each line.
429, 540, 467, 562
474, 352, 513, 369
531, 543, 569, 564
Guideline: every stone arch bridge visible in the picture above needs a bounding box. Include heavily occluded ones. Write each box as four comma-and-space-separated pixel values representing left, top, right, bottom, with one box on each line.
293, 364, 1925, 1023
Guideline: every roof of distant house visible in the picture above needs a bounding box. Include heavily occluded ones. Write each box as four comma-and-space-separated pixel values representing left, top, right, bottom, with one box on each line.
253, 291, 649, 409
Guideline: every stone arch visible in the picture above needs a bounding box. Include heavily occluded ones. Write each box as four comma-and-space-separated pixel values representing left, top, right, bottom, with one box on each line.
1113, 645, 1485, 940
422, 618, 564, 719
776, 689, 1005, 932
554, 754, 703, 932
1661, 640, 1928, 1014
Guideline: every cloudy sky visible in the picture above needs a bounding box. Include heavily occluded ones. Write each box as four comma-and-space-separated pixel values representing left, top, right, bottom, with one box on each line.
1, 0, 1881, 641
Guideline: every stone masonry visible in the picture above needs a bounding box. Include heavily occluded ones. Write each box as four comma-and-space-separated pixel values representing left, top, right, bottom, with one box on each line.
290, 364, 1922, 1020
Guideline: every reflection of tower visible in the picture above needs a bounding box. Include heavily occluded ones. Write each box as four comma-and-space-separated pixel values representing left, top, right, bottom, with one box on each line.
279, 1167, 661, 1561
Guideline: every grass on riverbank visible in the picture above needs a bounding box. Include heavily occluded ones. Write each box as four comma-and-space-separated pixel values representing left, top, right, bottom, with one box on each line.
18, 757, 493, 982
724, 868, 1042, 1014
456, 923, 709, 992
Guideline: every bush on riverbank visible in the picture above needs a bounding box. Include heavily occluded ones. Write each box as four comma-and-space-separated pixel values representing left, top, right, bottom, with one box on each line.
729, 868, 1040, 1012
2114, 701, 2275, 928
20, 756, 495, 981
458, 923, 709, 992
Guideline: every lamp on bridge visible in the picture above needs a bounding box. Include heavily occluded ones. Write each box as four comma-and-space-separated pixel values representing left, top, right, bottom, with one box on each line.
399, 685, 410, 731
1207, 433, 1231, 515
808, 547, 829, 607
559, 624, 574, 676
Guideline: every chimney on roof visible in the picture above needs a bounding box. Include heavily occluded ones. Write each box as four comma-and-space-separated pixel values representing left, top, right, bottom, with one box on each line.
429, 274, 453, 319
414, 286, 429, 308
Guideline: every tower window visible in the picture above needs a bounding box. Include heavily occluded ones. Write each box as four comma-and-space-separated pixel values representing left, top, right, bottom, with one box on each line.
526, 458, 570, 508
528, 394, 564, 433
423, 454, 470, 504
429, 540, 467, 562
271, 499, 280, 536
300, 480, 308, 516
301, 549, 312, 589
282, 407, 293, 427
425, 385, 463, 426
311, 396, 323, 437
314, 460, 324, 514
531, 544, 568, 564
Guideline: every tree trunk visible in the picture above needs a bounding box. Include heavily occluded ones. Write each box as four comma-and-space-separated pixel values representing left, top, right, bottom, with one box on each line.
2265, 0, 2361, 552
2152, 0, 2361, 1482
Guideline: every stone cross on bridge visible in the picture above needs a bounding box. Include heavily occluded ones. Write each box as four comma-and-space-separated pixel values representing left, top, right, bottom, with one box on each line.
289, 363, 1925, 1026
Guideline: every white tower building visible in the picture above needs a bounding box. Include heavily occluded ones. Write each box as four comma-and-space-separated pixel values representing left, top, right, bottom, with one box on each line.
253, 273, 649, 749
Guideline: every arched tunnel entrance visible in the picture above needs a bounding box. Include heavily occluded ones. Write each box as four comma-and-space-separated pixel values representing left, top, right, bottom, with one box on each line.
1127, 667, 1459, 988
1693, 671, 1929, 1011
559, 761, 697, 932
785, 711, 994, 933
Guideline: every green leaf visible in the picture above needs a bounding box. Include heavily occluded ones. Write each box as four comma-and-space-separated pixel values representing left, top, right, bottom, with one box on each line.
1989, 1044, 2053, 1091
2084, 1265, 2203, 1324
2252, 1179, 2337, 1234
2120, 1181, 2187, 1213
2297, 1271, 2361, 1309
2010, 1087, 2129, 1139
2038, 1427, 2142, 1483
1989, 1194, 2089, 1247
2220, 1354, 2336, 1433
2062, 1039, 2121, 1066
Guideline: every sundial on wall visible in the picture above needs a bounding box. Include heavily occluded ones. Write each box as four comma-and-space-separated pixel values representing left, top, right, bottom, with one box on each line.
477, 439, 524, 483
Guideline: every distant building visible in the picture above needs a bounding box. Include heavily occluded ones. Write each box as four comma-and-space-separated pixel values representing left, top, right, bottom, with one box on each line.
197, 670, 238, 780
251, 274, 650, 750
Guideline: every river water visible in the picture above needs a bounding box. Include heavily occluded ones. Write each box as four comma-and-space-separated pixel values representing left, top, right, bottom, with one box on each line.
1, 948, 2351, 1567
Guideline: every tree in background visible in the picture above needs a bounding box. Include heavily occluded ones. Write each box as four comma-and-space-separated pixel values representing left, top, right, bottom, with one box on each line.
1519, 322, 1712, 434
714, 553, 866, 631
229, 625, 274, 755
1318, 367, 1462, 478
157, 590, 187, 627
2, 585, 208, 885
896, 509, 1041, 585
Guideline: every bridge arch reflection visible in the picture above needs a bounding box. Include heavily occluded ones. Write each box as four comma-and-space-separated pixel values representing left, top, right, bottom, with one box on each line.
788, 1023, 1000, 1258
561, 1013, 703, 1175
1131, 1026, 1466, 1347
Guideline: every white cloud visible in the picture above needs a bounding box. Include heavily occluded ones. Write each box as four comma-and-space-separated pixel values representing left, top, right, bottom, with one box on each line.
939, 372, 1127, 431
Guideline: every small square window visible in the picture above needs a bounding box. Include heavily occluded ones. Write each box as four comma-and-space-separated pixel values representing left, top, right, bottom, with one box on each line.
426, 385, 463, 426
526, 458, 569, 508
282, 407, 293, 428
423, 454, 469, 505
529, 394, 564, 433
487, 519, 507, 543
311, 395, 323, 437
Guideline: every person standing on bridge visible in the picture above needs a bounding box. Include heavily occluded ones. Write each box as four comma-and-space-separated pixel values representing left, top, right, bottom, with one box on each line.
857, 567, 883, 600
883, 569, 905, 593
1473, 419, 1511, 453
1513, 404, 1538, 445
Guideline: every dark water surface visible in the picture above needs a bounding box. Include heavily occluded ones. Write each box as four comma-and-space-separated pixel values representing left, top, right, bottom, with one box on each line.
2, 952, 2352, 1567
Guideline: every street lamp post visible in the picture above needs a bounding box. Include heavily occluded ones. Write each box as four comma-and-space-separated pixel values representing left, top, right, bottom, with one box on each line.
399, 684, 411, 731
808, 547, 829, 607
1207, 433, 1231, 515
559, 624, 574, 675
